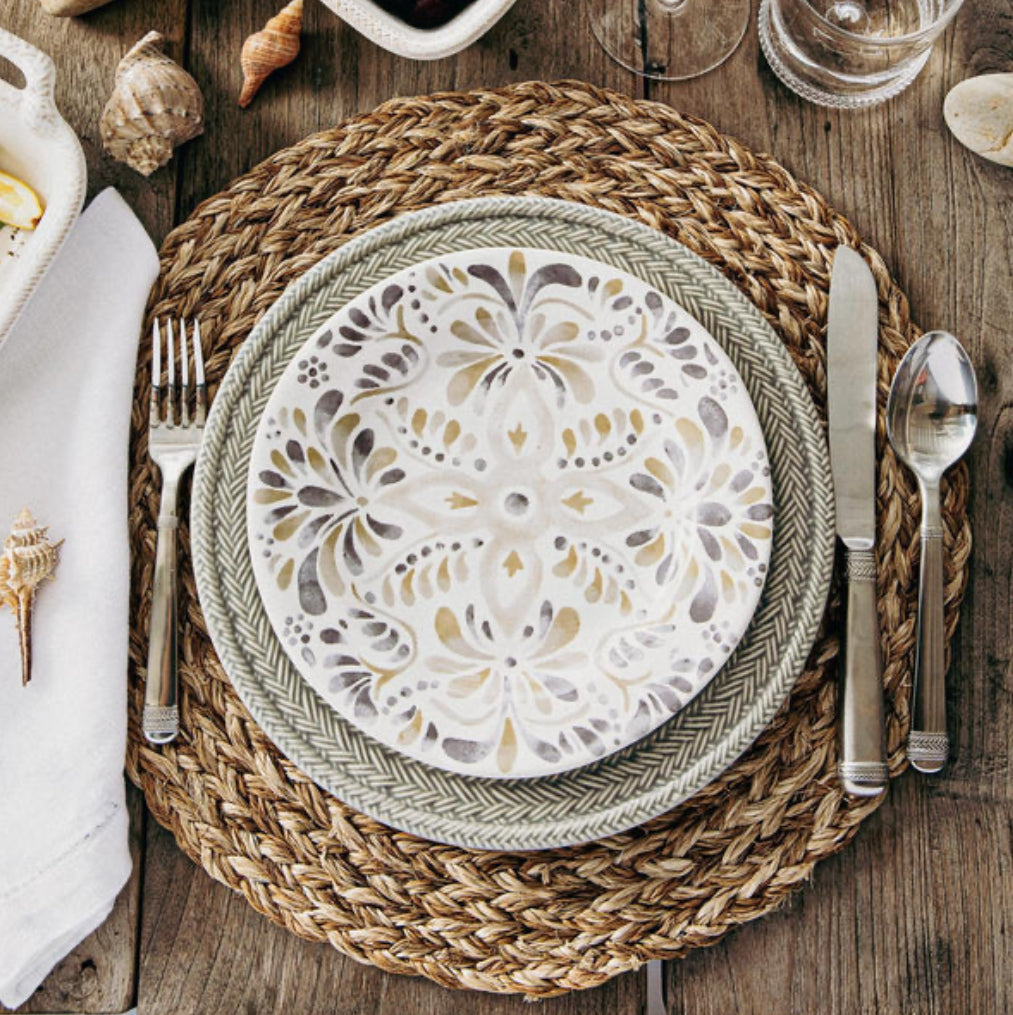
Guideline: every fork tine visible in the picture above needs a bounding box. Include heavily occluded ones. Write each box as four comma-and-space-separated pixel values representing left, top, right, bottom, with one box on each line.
150, 319, 161, 427
179, 319, 190, 427
166, 319, 177, 427
193, 319, 207, 426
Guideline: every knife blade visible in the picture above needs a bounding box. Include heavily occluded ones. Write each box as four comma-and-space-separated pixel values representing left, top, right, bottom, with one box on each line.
827, 246, 888, 797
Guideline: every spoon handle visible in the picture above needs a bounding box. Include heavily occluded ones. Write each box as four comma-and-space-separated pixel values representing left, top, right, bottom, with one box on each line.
909, 484, 948, 772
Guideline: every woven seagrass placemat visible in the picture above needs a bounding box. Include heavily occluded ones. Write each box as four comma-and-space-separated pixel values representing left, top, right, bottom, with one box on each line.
125, 80, 971, 997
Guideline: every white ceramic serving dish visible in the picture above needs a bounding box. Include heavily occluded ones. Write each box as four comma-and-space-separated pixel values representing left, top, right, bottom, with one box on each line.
0, 28, 86, 348
319, 0, 517, 59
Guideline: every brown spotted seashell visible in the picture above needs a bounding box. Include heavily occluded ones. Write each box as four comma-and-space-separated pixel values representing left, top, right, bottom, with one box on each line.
239, 0, 304, 109
100, 31, 204, 177
0, 509, 63, 686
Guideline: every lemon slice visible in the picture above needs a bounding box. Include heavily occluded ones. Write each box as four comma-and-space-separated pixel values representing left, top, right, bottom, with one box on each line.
0, 171, 44, 231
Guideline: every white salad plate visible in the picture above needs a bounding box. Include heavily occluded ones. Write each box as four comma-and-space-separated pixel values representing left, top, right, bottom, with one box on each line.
246, 246, 774, 779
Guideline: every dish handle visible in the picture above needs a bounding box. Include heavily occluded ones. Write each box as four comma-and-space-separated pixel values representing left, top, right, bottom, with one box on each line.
0, 28, 61, 137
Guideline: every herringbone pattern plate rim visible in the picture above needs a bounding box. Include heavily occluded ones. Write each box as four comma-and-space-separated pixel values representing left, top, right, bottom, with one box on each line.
190, 195, 834, 850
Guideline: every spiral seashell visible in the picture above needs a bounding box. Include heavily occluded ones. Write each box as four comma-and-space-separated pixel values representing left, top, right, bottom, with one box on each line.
239, 0, 304, 109
100, 31, 204, 177
0, 508, 63, 686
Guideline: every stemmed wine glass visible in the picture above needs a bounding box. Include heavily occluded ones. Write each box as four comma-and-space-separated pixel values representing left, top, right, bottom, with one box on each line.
590, 0, 751, 81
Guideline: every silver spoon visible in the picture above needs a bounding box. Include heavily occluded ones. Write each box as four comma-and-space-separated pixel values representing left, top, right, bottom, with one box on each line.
886, 331, 978, 773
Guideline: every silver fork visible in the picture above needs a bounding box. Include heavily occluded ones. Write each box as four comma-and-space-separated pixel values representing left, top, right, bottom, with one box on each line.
143, 318, 207, 744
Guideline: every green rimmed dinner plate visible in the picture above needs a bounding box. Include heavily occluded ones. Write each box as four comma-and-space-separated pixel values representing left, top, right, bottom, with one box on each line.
192, 197, 834, 851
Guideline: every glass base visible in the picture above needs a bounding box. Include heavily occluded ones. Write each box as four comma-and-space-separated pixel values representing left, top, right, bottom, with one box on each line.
757, 0, 932, 108
591, 0, 751, 82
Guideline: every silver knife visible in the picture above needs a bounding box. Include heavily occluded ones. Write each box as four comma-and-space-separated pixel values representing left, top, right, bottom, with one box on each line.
827, 246, 888, 797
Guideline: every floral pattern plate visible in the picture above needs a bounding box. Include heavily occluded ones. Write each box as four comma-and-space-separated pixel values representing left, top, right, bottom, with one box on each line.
247, 247, 773, 779
193, 197, 834, 850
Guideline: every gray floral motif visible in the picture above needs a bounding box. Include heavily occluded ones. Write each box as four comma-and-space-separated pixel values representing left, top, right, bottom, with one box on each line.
318, 601, 416, 718
252, 388, 407, 615
624, 397, 772, 621
321, 283, 415, 358
295, 354, 329, 389
423, 600, 611, 772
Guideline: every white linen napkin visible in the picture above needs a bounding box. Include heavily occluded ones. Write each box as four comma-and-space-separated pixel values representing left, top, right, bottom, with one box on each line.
0, 188, 157, 1009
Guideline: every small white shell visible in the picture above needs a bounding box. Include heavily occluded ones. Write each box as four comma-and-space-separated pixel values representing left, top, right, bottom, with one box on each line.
100, 31, 204, 177
38, 0, 115, 14
944, 73, 1013, 169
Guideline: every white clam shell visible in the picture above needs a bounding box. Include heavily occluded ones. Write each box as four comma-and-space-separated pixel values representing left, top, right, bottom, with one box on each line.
38, 0, 115, 15
944, 73, 1013, 168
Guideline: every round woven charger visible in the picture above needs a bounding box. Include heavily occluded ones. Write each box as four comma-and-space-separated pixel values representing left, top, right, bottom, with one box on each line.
126, 80, 971, 997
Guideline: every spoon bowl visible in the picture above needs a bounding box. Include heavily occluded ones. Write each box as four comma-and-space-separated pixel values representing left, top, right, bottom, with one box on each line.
886, 330, 978, 772
887, 331, 978, 480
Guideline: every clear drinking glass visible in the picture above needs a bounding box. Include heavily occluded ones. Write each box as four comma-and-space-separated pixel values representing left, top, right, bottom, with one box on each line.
758, 0, 965, 108
591, 0, 752, 81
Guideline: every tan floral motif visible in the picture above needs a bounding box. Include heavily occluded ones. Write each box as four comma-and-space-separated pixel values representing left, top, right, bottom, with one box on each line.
423, 601, 596, 773
430, 250, 606, 407
248, 248, 773, 778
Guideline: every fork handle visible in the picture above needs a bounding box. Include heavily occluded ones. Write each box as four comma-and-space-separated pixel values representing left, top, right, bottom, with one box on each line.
144, 478, 180, 744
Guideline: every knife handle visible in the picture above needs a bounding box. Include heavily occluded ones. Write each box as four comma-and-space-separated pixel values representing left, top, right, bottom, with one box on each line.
908, 492, 947, 773
838, 547, 888, 796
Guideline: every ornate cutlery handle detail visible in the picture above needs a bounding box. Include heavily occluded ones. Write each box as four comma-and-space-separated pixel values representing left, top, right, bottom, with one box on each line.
909, 495, 947, 772
144, 478, 180, 743
838, 547, 888, 795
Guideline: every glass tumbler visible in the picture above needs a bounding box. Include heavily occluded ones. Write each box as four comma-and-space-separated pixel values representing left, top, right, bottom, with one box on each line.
758, 0, 965, 108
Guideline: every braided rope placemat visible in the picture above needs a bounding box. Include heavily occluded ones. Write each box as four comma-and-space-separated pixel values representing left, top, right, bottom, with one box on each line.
125, 80, 971, 997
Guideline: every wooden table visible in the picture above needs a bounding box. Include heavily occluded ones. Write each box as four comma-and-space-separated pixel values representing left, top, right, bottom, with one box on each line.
4, 1, 1010, 1012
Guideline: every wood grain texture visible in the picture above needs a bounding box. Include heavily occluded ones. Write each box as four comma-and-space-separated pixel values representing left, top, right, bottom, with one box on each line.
649, 2, 1013, 1013
176, 0, 635, 223
13, 787, 144, 1015
1, 0, 1010, 1010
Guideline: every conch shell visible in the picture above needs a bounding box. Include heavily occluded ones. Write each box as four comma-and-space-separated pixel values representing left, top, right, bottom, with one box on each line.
239, 0, 304, 109
100, 31, 204, 177
0, 509, 63, 686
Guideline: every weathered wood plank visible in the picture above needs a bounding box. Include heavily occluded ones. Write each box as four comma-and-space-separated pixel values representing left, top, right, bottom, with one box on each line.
648, 1, 1013, 1012
13, 785, 145, 1015
176, 0, 637, 222
664, 787, 1013, 1015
